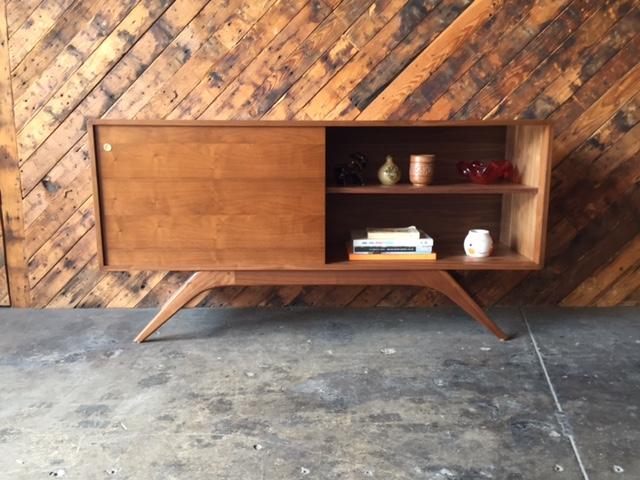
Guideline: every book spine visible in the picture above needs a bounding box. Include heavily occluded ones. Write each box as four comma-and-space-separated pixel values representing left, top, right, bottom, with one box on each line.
353, 239, 433, 247
353, 246, 433, 253
366, 234, 421, 241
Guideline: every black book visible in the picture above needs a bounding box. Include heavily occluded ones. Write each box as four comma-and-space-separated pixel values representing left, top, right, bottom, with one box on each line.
353, 246, 433, 254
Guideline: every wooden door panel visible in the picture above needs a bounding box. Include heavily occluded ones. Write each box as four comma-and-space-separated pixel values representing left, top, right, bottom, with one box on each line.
92, 125, 325, 270
96, 125, 324, 144
105, 248, 323, 269
102, 215, 324, 249
100, 179, 324, 216
99, 143, 324, 179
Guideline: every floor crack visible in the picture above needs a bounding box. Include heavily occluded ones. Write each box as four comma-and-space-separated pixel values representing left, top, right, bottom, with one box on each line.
520, 308, 590, 480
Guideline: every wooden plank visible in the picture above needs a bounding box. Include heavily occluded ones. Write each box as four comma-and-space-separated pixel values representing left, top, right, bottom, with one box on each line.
134, 0, 281, 119
453, 0, 599, 119
376, 286, 421, 306
105, 271, 166, 308
17, 0, 174, 163
225, 286, 278, 308
549, 88, 640, 212
550, 109, 640, 229
501, 203, 640, 304
30, 226, 96, 307
8, 0, 75, 69
28, 197, 93, 287
347, 285, 394, 307
76, 270, 131, 307
390, 0, 537, 120
359, 0, 503, 119
261, 285, 305, 307
593, 264, 640, 307
102, 178, 325, 215
102, 214, 325, 250
348, 0, 475, 116
0, 0, 29, 306
421, 0, 570, 120
300, 0, 441, 119
19, 0, 210, 195
238, 0, 379, 119
198, 0, 336, 119
135, 271, 191, 307
405, 287, 451, 307
549, 32, 640, 137
5, 0, 42, 37
46, 254, 101, 307
196, 285, 244, 307
262, 0, 411, 119
274, 0, 436, 118
24, 162, 93, 257
13, 0, 139, 128
167, 0, 305, 120
488, 0, 637, 118
23, 143, 89, 227
521, 13, 640, 119
553, 62, 640, 165
620, 287, 640, 306
561, 144, 640, 233
561, 235, 640, 306
107, 0, 268, 119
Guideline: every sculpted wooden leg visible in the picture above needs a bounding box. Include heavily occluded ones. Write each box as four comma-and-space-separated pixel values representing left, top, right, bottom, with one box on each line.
134, 270, 509, 343
417, 271, 511, 341
134, 272, 233, 343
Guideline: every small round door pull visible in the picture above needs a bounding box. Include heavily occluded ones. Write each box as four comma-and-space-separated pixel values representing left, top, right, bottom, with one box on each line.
103, 143, 112, 152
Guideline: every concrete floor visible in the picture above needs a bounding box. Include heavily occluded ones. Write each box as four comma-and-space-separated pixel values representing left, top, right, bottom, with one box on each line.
0, 307, 637, 479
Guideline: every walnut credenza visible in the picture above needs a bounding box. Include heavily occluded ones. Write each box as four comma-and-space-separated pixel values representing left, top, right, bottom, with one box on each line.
88, 120, 552, 342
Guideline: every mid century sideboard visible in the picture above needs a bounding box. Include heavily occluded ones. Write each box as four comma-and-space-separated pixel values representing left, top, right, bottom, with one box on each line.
88, 120, 552, 342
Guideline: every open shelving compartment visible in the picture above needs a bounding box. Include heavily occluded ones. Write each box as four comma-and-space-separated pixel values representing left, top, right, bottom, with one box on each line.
324, 122, 552, 270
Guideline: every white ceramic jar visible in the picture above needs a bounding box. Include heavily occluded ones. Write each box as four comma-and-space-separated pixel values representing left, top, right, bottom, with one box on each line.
464, 229, 494, 258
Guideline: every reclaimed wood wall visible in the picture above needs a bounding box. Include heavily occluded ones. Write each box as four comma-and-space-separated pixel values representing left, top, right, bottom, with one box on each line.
0, 0, 638, 308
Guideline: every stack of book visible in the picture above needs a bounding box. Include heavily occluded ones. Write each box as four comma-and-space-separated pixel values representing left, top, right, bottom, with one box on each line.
349, 226, 436, 261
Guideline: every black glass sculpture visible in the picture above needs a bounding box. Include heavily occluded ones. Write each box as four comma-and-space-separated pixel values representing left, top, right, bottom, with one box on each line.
334, 152, 367, 186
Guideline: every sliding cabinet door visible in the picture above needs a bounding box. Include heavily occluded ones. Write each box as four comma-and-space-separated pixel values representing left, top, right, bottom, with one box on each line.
92, 124, 325, 270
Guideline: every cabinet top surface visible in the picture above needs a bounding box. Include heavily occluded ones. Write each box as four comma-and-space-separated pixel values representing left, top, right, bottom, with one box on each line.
89, 119, 551, 128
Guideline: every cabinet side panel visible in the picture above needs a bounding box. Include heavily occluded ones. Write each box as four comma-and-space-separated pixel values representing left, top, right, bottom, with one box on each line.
0, 224, 8, 305
500, 125, 552, 264
89, 122, 107, 268
93, 125, 325, 270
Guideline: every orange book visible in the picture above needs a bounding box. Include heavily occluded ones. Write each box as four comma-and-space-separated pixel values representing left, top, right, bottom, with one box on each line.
348, 245, 437, 261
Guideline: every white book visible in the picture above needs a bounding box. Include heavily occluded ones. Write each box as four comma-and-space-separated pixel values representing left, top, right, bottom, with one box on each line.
366, 226, 421, 240
352, 229, 433, 247
353, 246, 433, 254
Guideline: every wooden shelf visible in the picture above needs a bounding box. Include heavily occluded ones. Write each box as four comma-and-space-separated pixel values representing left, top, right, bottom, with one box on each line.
325, 243, 538, 270
326, 183, 537, 194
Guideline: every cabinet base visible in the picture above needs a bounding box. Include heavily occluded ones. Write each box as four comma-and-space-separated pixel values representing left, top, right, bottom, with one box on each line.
133, 270, 511, 343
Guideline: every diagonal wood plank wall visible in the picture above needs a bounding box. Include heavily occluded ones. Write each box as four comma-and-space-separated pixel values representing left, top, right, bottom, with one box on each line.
1, 0, 638, 308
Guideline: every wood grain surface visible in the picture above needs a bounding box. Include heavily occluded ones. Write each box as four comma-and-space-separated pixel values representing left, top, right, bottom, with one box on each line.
0, 1, 28, 306
92, 124, 325, 269
0, 0, 637, 307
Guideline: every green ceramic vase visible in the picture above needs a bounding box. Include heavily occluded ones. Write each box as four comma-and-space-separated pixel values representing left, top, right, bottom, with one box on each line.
378, 155, 401, 186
